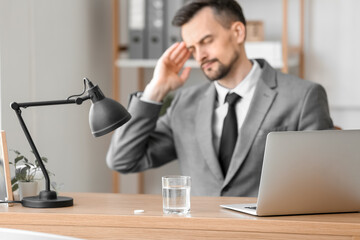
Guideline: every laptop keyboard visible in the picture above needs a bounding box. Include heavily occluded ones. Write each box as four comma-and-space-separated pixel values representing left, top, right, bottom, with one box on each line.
245, 206, 257, 210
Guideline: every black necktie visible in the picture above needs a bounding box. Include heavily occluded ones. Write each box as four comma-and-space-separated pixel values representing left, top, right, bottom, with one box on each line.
219, 93, 241, 176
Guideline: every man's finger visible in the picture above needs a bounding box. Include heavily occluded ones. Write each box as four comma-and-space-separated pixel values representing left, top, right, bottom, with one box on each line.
169, 42, 187, 61
180, 67, 191, 83
177, 51, 192, 71
173, 47, 190, 65
162, 42, 181, 58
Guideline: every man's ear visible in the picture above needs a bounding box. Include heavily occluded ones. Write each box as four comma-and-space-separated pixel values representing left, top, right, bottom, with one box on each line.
232, 21, 246, 44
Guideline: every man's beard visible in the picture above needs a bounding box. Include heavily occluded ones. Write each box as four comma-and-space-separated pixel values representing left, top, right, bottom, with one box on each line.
201, 52, 240, 81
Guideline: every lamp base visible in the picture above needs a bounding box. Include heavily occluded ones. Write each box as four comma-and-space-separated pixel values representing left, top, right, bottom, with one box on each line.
21, 190, 73, 208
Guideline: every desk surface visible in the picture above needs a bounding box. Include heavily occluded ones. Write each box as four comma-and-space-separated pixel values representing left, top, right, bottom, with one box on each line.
1, 192, 360, 239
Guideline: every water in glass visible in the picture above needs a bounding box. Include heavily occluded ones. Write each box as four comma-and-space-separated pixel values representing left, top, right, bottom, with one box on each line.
162, 185, 190, 214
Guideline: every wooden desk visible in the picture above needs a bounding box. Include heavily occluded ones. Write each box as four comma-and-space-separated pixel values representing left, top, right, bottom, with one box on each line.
0, 192, 360, 239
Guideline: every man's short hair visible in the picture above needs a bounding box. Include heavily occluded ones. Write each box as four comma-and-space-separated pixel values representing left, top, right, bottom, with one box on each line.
172, 0, 246, 29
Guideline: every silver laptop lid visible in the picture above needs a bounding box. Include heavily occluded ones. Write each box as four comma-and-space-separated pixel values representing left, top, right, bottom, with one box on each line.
256, 130, 360, 216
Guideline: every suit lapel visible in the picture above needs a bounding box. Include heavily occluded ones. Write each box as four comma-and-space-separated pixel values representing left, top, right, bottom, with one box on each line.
223, 61, 278, 187
196, 84, 224, 182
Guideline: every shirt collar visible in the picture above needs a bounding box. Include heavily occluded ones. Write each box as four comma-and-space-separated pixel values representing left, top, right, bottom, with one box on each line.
214, 60, 261, 105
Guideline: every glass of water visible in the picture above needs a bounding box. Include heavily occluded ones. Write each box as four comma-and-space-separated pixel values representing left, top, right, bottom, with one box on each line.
162, 176, 191, 214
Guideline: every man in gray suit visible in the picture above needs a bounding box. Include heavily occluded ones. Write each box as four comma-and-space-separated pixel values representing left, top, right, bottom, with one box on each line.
107, 0, 333, 197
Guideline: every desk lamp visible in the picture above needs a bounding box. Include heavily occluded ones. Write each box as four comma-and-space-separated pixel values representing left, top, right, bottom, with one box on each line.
10, 78, 131, 208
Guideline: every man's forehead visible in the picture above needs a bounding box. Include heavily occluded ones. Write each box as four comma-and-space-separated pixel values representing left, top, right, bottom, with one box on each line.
182, 33, 212, 49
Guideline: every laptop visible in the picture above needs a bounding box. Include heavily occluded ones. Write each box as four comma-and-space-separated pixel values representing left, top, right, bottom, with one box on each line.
220, 130, 360, 216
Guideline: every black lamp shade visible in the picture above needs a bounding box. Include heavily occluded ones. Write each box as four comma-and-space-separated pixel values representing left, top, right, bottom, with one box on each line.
89, 97, 131, 137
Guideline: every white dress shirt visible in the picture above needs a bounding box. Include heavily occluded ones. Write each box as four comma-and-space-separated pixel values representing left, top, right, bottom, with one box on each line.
140, 60, 262, 156
213, 60, 262, 155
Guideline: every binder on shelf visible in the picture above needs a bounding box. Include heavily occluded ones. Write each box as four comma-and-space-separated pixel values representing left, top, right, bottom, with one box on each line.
164, 0, 184, 49
146, 0, 165, 59
128, 0, 146, 59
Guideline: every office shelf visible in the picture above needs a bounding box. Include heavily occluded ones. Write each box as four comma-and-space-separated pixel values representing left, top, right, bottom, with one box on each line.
116, 59, 200, 68
116, 41, 299, 70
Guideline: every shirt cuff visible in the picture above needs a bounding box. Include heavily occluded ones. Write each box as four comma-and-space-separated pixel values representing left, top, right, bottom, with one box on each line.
139, 92, 163, 105
133, 92, 163, 106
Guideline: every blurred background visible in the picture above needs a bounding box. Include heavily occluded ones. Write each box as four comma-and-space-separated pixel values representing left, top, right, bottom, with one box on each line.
1, 0, 359, 195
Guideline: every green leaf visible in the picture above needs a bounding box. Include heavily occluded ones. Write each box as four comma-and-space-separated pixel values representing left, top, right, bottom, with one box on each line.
41, 157, 48, 163
14, 156, 24, 164
10, 149, 51, 184
10, 149, 21, 155
12, 183, 18, 192
35, 159, 41, 167
11, 177, 17, 185
24, 163, 34, 169
18, 167, 29, 181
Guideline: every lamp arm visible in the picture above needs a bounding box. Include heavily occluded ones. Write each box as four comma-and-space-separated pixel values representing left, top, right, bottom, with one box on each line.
10, 96, 91, 192
12, 108, 52, 191
12, 96, 91, 109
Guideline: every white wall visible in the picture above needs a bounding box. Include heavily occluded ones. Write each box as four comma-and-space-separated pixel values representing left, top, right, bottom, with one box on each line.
0, 0, 114, 193
305, 0, 360, 129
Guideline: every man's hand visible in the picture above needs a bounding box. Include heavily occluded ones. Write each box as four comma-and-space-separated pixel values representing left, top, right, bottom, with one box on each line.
143, 42, 191, 102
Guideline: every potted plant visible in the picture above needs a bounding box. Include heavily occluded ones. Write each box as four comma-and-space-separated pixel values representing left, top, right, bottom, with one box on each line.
9, 150, 50, 200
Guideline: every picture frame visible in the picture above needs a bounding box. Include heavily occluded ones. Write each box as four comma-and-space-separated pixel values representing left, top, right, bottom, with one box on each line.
0, 130, 13, 204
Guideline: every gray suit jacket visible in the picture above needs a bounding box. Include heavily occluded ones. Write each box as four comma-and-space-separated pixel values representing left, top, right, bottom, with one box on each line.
106, 59, 333, 197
